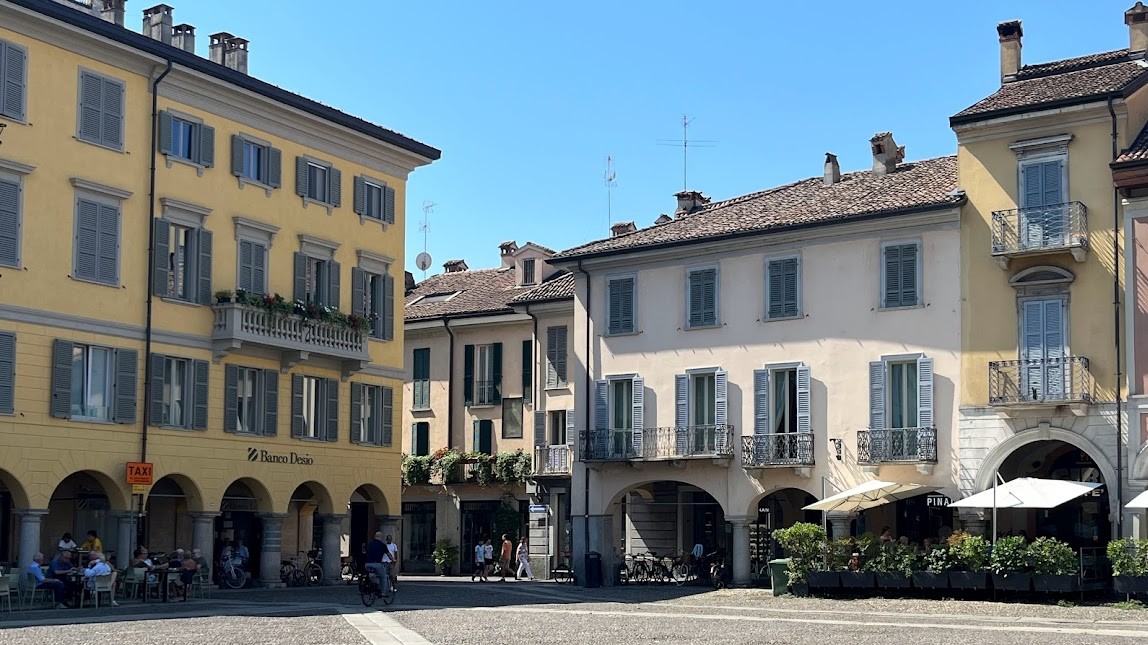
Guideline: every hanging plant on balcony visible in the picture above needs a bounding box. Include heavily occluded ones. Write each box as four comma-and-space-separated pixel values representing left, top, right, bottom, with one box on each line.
494, 450, 532, 485
214, 289, 234, 303
467, 452, 495, 487
401, 454, 432, 486
434, 450, 463, 484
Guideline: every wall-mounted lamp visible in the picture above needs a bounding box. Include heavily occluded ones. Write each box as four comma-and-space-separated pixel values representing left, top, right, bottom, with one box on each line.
828, 438, 843, 461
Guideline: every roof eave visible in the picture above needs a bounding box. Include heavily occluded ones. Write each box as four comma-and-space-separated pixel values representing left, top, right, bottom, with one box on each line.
950, 79, 1146, 128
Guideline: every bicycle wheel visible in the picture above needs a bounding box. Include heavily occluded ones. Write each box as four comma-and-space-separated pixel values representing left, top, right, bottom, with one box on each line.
380, 581, 394, 606
553, 568, 571, 584
672, 563, 690, 586
288, 569, 305, 587
279, 563, 295, 584
359, 577, 377, 607
224, 568, 246, 589
305, 563, 324, 586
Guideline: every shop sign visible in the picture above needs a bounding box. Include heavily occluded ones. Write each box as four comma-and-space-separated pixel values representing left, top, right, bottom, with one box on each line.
528, 505, 548, 514
126, 461, 153, 485
926, 493, 952, 508
246, 447, 314, 465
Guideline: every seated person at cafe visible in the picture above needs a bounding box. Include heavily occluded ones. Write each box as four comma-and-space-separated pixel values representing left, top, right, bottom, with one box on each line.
48, 550, 74, 577
27, 552, 68, 609
173, 555, 199, 600
58, 532, 78, 552
169, 549, 185, 566
81, 530, 103, 553
191, 548, 209, 577
82, 552, 118, 606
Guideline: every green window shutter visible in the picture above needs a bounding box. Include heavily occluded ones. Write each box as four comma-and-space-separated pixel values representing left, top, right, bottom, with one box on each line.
382, 387, 393, 447
50, 339, 73, 419
533, 410, 547, 449
293, 252, 307, 302
148, 353, 166, 426
96, 203, 120, 285
521, 339, 532, 402
0, 177, 21, 267
325, 378, 339, 442
158, 110, 174, 155
152, 218, 170, 296
463, 344, 474, 406
1, 41, 27, 121
782, 258, 799, 317
554, 327, 567, 385
197, 228, 213, 305
383, 186, 396, 224
0, 331, 14, 415
290, 374, 304, 438
607, 279, 623, 333
295, 156, 308, 197
268, 147, 283, 188
701, 269, 717, 325
350, 382, 362, 444
620, 278, 634, 332
351, 267, 366, 317
491, 342, 503, 403
74, 198, 99, 281
198, 123, 215, 167
101, 76, 124, 148
328, 260, 341, 309
223, 364, 238, 433
329, 167, 342, 207
230, 134, 244, 176
113, 348, 137, 424
262, 369, 279, 436
545, 327, 558, 389
78, 71, 102, 142
353, 176, 366, 215
192, 359, 209, 430
382, 274, 395, 340
473, 420, 481, 453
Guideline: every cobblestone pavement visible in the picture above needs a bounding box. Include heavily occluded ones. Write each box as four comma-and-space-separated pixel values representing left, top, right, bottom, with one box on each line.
2, 578, 1148, 644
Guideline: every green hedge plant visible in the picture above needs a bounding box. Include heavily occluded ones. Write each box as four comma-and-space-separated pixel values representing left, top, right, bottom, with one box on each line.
772, 522, 828, 585
989, 535, 1032, 575
1029, 537, 1077, 576
1108, 539, 1148, 576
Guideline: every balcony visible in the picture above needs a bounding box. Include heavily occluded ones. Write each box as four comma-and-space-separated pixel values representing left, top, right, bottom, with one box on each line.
990, 202, 1088, 268
473, 380, 496, 407
988, 357, 1093, 413
857, 427, 937, 475
212, 302, 370, 374
535, 445, 572, 476
741, 433, 814, 470
581, 425, 734, 462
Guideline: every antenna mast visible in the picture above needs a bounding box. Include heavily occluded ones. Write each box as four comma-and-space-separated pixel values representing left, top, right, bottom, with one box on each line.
604, 156, 617, 226
657, 115, 717, 191
420, 201, 436, 279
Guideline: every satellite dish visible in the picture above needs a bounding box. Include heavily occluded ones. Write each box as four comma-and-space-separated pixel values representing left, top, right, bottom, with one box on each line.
415, 252, 432, 271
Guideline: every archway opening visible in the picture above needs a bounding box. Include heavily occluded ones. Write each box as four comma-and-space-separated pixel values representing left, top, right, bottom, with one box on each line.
286, 482, 332, 558
214, 478, 270, 582
144, 475, 198, 555
47, 471, 121, 562
750, 488, 818, 565
0, 468, 29, 563
612, 482, 726, 560
349, 485, 388, 574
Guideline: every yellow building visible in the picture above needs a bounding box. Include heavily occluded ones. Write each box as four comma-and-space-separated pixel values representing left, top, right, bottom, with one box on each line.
0, 0, 438, 584
951, 7, 1145, 543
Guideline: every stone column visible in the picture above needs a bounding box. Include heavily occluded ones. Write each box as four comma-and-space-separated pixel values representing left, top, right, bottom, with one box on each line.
15, 509, 48, 568
729, 517, 752, 588
259, 513, 287, 588
319, 514, 347, 585
114, 512, 135, 568
189, 512, 219, 578
827, 514, 850, 540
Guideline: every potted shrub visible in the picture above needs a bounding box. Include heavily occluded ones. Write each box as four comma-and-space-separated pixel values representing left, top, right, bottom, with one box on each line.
1030, 537, 1078, 593
990, 535, 1033, 592
839, 535, 877, 589
401, 454, 432, 486
914, 544, 952, 589
214, 289, 234, 303
872, 542, 914, 589
773, 522, 834, 593
947, 531, 990, 590
1109, 538, 1148, 594
432, 539, 459, 576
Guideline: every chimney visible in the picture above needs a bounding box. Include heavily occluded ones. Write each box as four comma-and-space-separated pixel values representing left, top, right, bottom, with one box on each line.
610, 221, 637, 237
443, 259, 469, 273
100, 0, 126, 26
674, 190, 710, 218
870, 132, 906, 177
173, 24, 195, 54
142, 4, 173, 44
654, 214, 672, 226
823, 153, 841, 186
210, 33, 249, 73
997, 20, 1023, 82
404, 271, 416, 294
1128, 3, 1148, 54
498, 241, 518, 268
209, 32, 232, 65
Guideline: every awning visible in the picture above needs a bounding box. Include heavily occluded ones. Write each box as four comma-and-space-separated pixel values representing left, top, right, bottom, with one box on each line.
1125, 489, 1148, 509
803, 480, 939, 513
948, 477, 1102, 509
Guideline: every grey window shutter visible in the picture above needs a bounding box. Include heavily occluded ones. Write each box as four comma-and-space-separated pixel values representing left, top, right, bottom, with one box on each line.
268, 147, 283, 188
262, 369, 278, 436
473, 419, 481, 453
545, 328, 556, 388
329, 167, 342, 207
382, 386, 393, 446
74, 198, 99, 281
350, 382, 362, 444
619, 278, 634, 332
593, 379, 608, 430
383, 186, 396, 224
675, 373, 688, 427
752, 368, 769, 436
782, 258, 799, 317
237, 239, 252, 292
96, 203, 120, 285
2, 42, 27, 121
608, 280, 623, 333
463, 344, 474, 405
796, 364, 811, 434
883, 245, 902, 308
702, 269, 717, 325
293, 252, 307, 302
917, 356, 934, 428
714, 369, 728, 427
230, 134, 244, 176
295, 156, 308, 197
199, 123, 215, 167
533, 410, 547, 448
252, 243, 266, 293
491, 342, 503, 403
351, 267, 366, 317
223, 364, 238, 433
565, 408, 575, 446
767, 260, 784, 318
687, 270, 702, 327
113, 348, 137, 424
158, 110, 173, 155
412, 423, 420, 455
291, 374, 304, 438
78, 71, 102, 142
101, 77, 124, 148
869, 360, 886, 429
197, 228, 213, 305
382, 274, 395, 340
353, 176, 366, 215
50, 339, 74, 419
328, 260, 341, 309
325, 378, 339, 442
148, 353, 166, 426
900, 244, 919, 306
0, 331, 14, 415
631, 376, 644, 455
0, 177, 21, 267
152, 218, 170, 296
192, 359, 209, 430
556, 327, 567, 385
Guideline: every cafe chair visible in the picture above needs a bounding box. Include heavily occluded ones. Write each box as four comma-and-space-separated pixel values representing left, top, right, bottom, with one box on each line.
19, 572, 52, 610
188, 570, 210, 600
80, 574, 116, 608
0, 575, 12, 613
122, 567, 155, 600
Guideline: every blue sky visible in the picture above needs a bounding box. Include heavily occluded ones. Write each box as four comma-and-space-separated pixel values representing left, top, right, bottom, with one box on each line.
169, 1, 1135, 276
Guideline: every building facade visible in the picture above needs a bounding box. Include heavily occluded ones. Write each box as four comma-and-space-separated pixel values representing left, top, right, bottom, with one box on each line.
402, 243, 574, 577
0, 0, 438, 583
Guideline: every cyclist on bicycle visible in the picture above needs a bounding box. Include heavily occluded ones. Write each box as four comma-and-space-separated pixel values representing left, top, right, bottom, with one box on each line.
365, 532, 389, 593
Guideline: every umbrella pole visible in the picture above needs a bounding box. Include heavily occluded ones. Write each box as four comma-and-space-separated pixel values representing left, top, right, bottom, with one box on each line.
991, 471, 998, 546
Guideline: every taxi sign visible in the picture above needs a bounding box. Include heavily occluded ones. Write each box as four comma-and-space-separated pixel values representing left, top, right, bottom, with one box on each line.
126, 462, 154, 485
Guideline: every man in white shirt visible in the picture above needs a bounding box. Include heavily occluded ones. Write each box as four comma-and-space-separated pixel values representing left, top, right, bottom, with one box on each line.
83, 552, 117, 606
472, 540, 487, 582
382, 535, 399, 591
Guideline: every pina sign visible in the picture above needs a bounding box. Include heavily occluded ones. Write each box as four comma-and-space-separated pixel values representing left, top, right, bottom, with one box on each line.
246, 447, 314, 466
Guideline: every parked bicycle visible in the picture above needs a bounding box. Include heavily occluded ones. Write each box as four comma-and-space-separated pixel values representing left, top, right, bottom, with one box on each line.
281, 548, 324, 587
708, 550, 729, 589
218, 555, 247, 589
359, 563, 394, 607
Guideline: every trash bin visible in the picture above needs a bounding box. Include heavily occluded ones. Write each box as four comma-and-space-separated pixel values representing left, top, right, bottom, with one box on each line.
585, 551, 602, 588
769, 559, 791, 596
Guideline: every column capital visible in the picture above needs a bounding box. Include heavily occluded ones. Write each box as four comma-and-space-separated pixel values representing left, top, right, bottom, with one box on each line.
188, 511, 221, 521
13, 508, 50, 519
726, 516, 753, 526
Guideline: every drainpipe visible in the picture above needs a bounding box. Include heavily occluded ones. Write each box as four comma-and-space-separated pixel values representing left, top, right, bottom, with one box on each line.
524, 304, 540, 410
444, 318, 455, 449
1108, 96, 1124, 538
574, 260, 592, 581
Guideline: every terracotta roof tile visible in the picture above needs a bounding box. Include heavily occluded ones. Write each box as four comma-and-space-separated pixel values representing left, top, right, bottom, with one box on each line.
1117, 120, 1148, 164
404, 268, 573, 322
553, 156, 960, 260
509, 273, 575, 304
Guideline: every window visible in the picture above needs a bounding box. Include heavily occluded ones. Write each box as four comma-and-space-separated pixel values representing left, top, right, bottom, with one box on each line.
306, 257, 328, 303
171, 117, 193, 160
149, 354, 208, 430
502, 398, 523, 438
73, 196, 120, 286
766, 257, 800, 319
354, 177, 395, 223
0, 39, 27, 122
154, 219, 212, 304
224, 364, 278, 435
231, 135, 282, 188
522, 259, 536, 286
237, 239, 267, 294
296, 157, 341, 207
607, 276, 636, 334
307, 164, 328, 203
163, 357, 187, 426
473, 419, 493, 454
169, 224, 193, 299
242, 140, 264, 181
881, 242, 920, 308
71, 344, 111, 420
692, 373, 716, 426
51, 340, 136, 422
300, 376, 322, 438
353, 383, 393, 447
610, 378, 633, 456
545, 326, 567, 387
412, 348, 430, 409
236, 367, 258, 433
353, 267, 394, 340
771, 368, 797, 433
475, 344, 495, 406
869, 356, 933, 430
464, 342, 502, 407
292, 374, 338, 441
77, 70, 124, 149
412, 421, 430, 456
0, 175, 23, 268
0, 331, 15, 415
888, 361, 917, 428
674, 370, 726, 454
549, 410, 567, 445
686, 267, 719, 328
158, 111, 214, 167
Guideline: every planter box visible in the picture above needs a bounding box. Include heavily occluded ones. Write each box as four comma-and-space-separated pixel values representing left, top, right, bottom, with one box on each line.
839, 571, 875, 589
911, 571, 948, 589
1033, 574, 1078, 593
789, 582, 810, 597
948, 571, 989, 590
1113, 575, 1148, 594
875, 572, 911, 589
992, 572, 1032, 592
807, 571, 840, 589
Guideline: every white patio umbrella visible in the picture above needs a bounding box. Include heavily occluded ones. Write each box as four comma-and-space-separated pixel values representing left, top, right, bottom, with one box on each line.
948, 477, 1101, 509
1125, 489, 1148, 509
803, 480, 939, 513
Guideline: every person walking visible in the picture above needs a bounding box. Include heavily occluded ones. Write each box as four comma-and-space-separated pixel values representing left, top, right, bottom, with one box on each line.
483, 539, 494, 579
515, 537, 534, 581
498, 534, 513, 582
472, 539, 487, 582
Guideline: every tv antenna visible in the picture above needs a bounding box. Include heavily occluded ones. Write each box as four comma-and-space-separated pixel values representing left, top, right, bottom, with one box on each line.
416, 201, 436, 278
604, 156, 617, 226
657, 115, 717, 191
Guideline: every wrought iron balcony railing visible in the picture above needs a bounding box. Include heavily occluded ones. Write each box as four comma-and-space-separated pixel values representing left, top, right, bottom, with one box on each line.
211, 302, 370, 372
581, 425, 734, 461
991, 202, 1088, 259
857, 427, 937, 464
741, 433, 814, 468
473, 380, 496, 406
988, 357, 1093, 406
535, 445, 573, 475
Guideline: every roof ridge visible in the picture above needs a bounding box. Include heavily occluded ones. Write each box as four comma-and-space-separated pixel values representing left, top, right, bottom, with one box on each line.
1012, 48, 1132, 81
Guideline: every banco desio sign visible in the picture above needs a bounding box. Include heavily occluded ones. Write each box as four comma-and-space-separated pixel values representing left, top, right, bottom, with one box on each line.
246, 447, 314, 466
